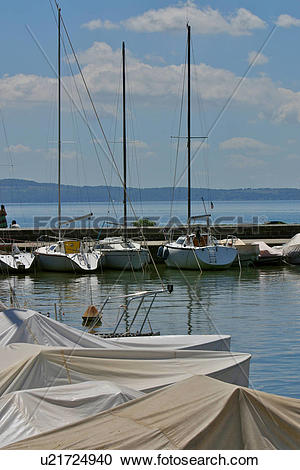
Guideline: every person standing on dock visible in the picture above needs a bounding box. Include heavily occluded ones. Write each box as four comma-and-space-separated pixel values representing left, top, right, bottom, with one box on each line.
0, 205, 7, 228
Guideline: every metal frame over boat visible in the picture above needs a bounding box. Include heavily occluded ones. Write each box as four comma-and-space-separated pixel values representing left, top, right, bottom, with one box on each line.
0, 287, 231, 352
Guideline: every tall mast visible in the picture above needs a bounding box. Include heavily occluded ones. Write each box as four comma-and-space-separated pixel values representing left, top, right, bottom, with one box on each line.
187, 24, 191, 232
122, 41, 127, 242
58, 7, 62, 240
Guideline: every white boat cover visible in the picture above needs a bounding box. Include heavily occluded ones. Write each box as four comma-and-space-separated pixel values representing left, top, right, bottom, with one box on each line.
110, 334, 230, 351
0, 308, 112, 348
281, 233, 300, 260
252, 241, 283, 256
282, 233, 300, 250
0, 301, 7, 311
0, 380, 144, 448
0, 308, 231, 351
4, 375, 300, 450
0, 343, 250, 396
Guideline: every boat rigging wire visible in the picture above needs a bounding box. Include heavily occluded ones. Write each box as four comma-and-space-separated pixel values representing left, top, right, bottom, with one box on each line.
47, 1, 155, 230
47, 0, 119, 219
174, 24, 277, 189
0, 109, 14, 175
47, 1, 163, 285
25, 22, 120, 218
55, 7, 157, 244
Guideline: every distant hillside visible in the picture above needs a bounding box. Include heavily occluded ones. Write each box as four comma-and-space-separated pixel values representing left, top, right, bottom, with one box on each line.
1, 178, 300, 202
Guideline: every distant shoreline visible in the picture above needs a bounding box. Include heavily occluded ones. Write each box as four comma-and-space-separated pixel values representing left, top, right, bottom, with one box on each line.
1, 178, 300, 203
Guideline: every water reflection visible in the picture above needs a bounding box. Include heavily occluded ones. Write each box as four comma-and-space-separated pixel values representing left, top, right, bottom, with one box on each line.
0, 264, 299, 398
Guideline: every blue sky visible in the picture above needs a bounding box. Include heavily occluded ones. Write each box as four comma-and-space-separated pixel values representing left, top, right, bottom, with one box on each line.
1, 0, 300, 189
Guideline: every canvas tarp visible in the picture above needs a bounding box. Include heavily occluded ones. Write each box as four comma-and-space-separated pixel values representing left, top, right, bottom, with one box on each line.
0, 380, 144, 448
0, 308, 231, 351
0, 343, 250, 397
110, 334, 230, 351
4, 375, 300, 450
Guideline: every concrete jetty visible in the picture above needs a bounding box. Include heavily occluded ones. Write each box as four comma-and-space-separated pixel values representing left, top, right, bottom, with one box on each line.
1, 223, 295, 266
0, 222, 299, 243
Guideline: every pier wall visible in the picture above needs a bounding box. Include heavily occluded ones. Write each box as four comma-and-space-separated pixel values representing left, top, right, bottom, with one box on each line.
0, 223, 299, 242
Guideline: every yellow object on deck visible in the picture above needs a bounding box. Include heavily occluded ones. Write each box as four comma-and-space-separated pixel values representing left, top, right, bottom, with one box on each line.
64, 240, 80, 254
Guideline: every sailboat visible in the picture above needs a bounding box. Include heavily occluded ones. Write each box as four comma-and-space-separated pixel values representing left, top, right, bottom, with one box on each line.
0, 128, 35, 274
160, 25, 237, 270
35, 7, 101, 273
95, 42, 149, 271
0, 242, 35, 274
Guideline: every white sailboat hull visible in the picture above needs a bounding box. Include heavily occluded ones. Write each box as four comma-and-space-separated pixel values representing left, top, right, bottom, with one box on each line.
96, 237, 150, 270
0, 252, 35, 274
102, 248, 150, 270
36, 248, 100, 273
164, 244, 237, 270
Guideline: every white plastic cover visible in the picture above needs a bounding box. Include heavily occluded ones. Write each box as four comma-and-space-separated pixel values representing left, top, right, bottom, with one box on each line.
0, 308, 231, 351
4, 375, 300, 450
282, 233, 300, 249
0, 380, 144, 448
110, 334, 230, 351
252, 241, 283, 256
0, 343, 250, 397
282, 233, 300, 258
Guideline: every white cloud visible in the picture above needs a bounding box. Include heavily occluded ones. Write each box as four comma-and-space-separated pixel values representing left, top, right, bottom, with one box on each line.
0, 74, 55, 105
129, 140, 148, 149
46, 148, 77, 160
248, 51, 269, 66
276, 14, 300, 28
81, 19, 119, 31
4, 144, 31, 153
81, 2, 266, 36
273, 88, 300, 122
74, 42, 121, 66
81, 19, 102, 30
220, 137, 280, 155
228, 154, 265, 168
121, 3, 266, 36
2, 41, 300, 127
129, 140, 155, 158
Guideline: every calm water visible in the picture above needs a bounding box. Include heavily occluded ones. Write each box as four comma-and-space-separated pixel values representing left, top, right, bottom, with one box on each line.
1, 200, 300, 399
1, 263, 300, 399
3, 199, 300, 227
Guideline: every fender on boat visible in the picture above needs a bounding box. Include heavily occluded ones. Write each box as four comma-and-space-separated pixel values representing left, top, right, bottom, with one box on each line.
157, 246, 169, 260
157, 245, 164, 258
